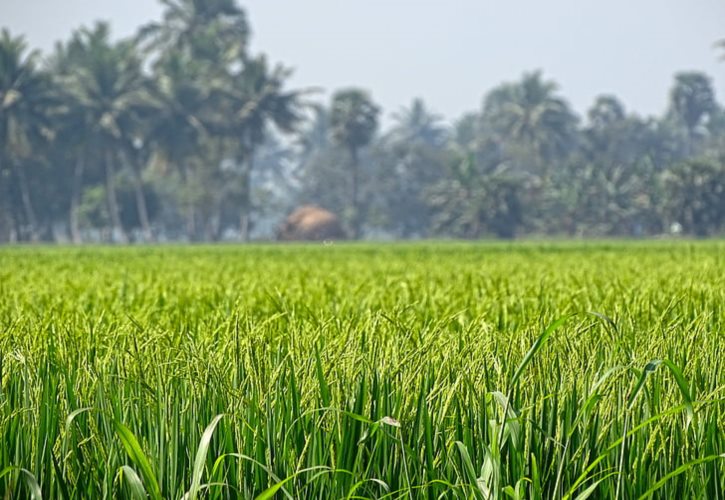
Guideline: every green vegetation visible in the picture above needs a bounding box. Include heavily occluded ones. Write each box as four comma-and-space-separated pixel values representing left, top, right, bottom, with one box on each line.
2, 1, 725, 242
0, 242, 723, 498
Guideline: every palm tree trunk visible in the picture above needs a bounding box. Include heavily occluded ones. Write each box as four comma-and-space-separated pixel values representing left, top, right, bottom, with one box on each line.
239, 153, 254, 242
177, 159, 197, 241
104, 151, 128, 244
350, 147, 361, 239
129, 161, 153, 242
208, 141, 225, 242
187, 207, 197, 241
14, 162, 39, 242
70, 156, 85, 244
0, 160, 13, 243
212, 201, 223, 241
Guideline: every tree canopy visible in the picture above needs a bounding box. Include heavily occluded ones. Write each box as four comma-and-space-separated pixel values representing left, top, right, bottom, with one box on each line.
1, 4, 723, 242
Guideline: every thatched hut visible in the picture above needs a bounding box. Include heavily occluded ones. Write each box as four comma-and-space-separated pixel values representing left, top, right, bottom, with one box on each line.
277, 205, 347, 241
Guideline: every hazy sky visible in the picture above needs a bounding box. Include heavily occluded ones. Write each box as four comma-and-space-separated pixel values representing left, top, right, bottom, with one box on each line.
4, 0, 725, 126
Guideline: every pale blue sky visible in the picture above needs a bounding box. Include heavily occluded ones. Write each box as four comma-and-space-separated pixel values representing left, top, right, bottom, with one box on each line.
4, 0, 725, 126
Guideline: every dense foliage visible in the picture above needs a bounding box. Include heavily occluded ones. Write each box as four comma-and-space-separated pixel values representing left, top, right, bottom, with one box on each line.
1, 2, 724, 241
0, 242, 722, 497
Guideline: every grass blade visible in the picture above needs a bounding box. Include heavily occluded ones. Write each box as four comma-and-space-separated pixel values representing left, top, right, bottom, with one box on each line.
114, 420, 162, 500
637, 454, 725, 499
185, 414, 225, 500
116, 465, 148, 499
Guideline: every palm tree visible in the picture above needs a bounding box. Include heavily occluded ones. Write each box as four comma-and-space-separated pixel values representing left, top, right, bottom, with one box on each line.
668, 72, 716, 155
389, 98, 447, 147
583, 95, 632, 167
293, 105, 354, 220
663, 159, 724, 236
330, 89, 380, 239
587, 95, 626, 130
212, 55, 304, 241
296, 104, 330, 170
49, 39, 100, 243
428, 152, 523, 239
138, 0, 249, 68
451, 112, 484, 151
0, 29, 56, 242
61, 23, 152, 242
382, 98, 448, 237
138, 0, 250, 240
481, 71, 578, 175
144, 51, 211, 240
51, 97, 88, 243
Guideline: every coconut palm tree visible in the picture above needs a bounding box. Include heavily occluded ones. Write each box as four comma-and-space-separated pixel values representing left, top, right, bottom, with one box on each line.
582, 95, 633, 166
143, 51, 212, 240
389, 98, 447, 147
663, 159, 725, 236
61, 22, 152, 242
481, 71, 578, 175
587, 95, 626, 130
330, 89, 380, 239
668, 72, 716, 155
49, 38, 100, 243
381, 98, 448, 237
296, 104, 330, 173
138, 0, 251, 240
0, 29, 56, 241
428, 152, 523, 239
138, 0, 249, 68
211, 55, 304, 241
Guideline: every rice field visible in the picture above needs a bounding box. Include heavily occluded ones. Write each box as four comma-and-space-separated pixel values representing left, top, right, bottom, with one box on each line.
0, 242, 723, 499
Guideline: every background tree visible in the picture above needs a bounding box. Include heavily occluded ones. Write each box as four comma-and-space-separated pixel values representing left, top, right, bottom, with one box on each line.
481, 71, 578, 176
668, 72, 717, 155
294, 105, 351, 220
330, 89, 380, 238
1, 2, 725, 242
212, 55, 303, 240
137, 0, 249, 67
662, 159, 724, 236
558, 96, 664, 235
428, 150, 523, 239
373, 98, 448, 237
0, 29, 55, 241
61, 23, 152, 242
144, 51, 211, 240
47, 40, 94, 243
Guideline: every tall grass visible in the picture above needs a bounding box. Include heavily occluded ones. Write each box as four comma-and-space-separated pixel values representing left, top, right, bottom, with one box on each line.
0, 242, 723, 498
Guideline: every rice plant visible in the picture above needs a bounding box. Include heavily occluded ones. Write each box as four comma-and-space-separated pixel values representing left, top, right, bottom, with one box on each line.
0, 242, 723, 498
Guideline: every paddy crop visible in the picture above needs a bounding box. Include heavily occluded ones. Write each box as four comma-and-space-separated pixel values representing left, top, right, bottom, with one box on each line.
0, 242, 723, 498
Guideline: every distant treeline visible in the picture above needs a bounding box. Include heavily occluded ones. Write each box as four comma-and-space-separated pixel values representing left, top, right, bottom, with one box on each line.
1, 0, 724, 242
